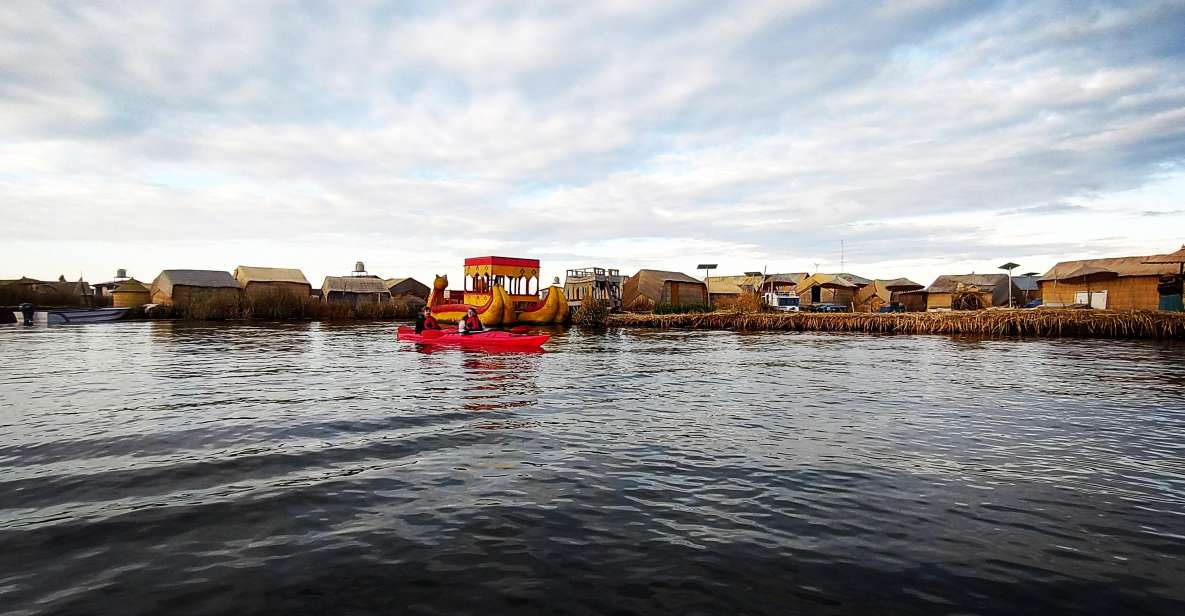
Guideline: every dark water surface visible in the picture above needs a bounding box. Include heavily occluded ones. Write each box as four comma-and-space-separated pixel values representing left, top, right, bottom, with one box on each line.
1, 321, 1184, 615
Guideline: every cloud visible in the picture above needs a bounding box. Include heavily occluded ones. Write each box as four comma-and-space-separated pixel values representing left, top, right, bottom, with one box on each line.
1, 0, 1184, 285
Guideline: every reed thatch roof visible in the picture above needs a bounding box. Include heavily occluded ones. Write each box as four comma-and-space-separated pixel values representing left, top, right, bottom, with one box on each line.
113, 279, 148, 293
926, 274, 1009, 293
234, 266, 310, 286
707, 273, 808, 295
855, 278, 925, 307
322, 276, 390, 295
1142, 245, 1185, 265
796, 273, 871, 294
1040, 256, 1177, 281
152, 270, 240, 296
707, 275, 762, 295
624, 270, 705, 305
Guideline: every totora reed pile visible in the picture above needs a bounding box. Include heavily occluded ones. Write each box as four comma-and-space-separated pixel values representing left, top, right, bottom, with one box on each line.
606, 309, 1185, 339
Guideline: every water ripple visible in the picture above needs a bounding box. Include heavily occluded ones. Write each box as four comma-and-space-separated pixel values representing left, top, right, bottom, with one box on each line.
1, 321, 1184, 615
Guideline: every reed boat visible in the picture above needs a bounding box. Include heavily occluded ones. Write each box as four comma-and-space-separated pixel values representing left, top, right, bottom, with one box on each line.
428, 256, 568, 324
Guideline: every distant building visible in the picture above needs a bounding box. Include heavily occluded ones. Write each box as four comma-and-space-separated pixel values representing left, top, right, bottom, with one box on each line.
1013, 273, 1042, 306
564, 267, 625, 310
93, 269, 132, 298
385, 277, 430, 302
796, 273, 872, 310
853, 278, 924, 312
0, 277, 92, 306
924, 274, 1016, 310
622, 270, 707, 311
322, 276, 391, 305
150, 270, 242, 305
234, 266, 313, 300
1039, 255, 1179, 310
112, 279, 150, 308
707, 273, 808, 304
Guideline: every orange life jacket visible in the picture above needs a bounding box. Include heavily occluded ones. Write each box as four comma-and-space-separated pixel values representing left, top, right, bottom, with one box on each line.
424, 314, 439, 329
463, 313, 482, 330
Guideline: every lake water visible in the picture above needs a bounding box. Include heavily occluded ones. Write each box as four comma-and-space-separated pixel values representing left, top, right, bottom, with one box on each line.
1, 321, 1183, 615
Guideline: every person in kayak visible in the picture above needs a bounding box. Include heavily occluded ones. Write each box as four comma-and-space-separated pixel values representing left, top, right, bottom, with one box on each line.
459, 307, 484, 335
414, 306, 440, 334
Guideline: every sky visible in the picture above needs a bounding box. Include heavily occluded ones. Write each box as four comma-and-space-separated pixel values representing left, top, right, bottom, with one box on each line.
2, 0, 1184, 288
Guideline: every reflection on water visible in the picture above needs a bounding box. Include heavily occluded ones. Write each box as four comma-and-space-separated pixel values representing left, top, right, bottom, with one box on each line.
1, 321, 1184, 615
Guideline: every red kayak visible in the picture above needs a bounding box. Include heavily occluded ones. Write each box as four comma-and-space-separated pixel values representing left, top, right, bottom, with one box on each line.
396, 326, 550, 349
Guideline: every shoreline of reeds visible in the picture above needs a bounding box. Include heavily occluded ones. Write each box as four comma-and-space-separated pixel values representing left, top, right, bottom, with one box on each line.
605, 309, 1185, 339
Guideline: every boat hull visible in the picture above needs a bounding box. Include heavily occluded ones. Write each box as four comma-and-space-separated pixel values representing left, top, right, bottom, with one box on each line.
396, 326, 549, 349
429, 285, 511, 326
517, 285, 568, 324
11, 308, 129, 325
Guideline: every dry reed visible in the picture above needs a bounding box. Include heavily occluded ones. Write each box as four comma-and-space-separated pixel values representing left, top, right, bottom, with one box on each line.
606, 309, 1185, 339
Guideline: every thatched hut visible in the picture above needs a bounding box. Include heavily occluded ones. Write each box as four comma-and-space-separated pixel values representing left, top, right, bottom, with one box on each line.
112, 279, 150, 308
322, 276, 391, 305
234, 266, 312, 300
0, 277, 93, 306
925, 274, 1015, 310
706, 273, 808, 304
150, 270, 243, 305
1039, 254, 1179, 310
385, 277, 430, 301
796, 273, 871, 310
622, 270, 707, 311
853, 278, 924, 312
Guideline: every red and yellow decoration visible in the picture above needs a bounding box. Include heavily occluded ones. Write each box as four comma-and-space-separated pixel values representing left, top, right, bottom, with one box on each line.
428, 256, 568, 325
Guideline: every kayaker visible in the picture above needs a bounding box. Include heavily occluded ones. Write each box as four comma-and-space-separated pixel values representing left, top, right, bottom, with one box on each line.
415, 306, 440, 334
460, 307, 483, 335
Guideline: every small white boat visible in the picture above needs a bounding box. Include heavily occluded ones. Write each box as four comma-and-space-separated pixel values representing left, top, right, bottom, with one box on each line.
12, 307, 129, 325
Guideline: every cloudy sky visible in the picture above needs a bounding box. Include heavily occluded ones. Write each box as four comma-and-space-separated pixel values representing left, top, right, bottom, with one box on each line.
2, 1, 1184, 288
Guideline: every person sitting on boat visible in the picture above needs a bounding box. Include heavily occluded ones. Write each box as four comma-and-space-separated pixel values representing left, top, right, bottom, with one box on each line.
415, 306, 440, 334
459, 307, 484, 335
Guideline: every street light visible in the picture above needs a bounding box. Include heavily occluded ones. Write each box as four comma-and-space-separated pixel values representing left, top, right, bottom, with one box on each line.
698, 263, 717, 309
999, 262, 1019, 307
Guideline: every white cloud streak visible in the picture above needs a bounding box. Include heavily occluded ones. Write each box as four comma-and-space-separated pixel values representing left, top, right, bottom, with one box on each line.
0, 0, 1183, 286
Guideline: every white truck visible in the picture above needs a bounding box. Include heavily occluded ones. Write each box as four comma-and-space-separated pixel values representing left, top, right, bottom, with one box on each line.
763, 292, 801, 312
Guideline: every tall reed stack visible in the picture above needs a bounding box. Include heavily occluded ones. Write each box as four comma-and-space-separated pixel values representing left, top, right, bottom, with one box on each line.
606, 309, 1185, 339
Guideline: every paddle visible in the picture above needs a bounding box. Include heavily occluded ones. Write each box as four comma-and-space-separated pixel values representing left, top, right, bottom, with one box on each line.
420, 329, 446, 338
509, 325, 531, 335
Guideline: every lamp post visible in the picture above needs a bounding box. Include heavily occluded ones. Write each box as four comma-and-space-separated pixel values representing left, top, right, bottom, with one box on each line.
698, 263, 717, 309
999, 262, 1019, 308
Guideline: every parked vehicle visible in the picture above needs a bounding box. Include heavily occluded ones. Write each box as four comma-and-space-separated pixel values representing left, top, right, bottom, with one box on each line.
805, 303, 847, 313
763, 292, 800, 312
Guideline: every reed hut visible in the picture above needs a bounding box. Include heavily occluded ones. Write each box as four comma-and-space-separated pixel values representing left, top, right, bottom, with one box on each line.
796, 273, 871, 309
853, 278, 924, 312
706, 274, 764, 304
0, 277, 93, 306
111, 279, 150, 308
234, 266, 313, 300
1039, 254, 1179, 310
322, 276, 391, 305
622, 270, 707, 311
385, 277, 430, 301
925, 274, 1015, 310
150, 270, 243, 305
